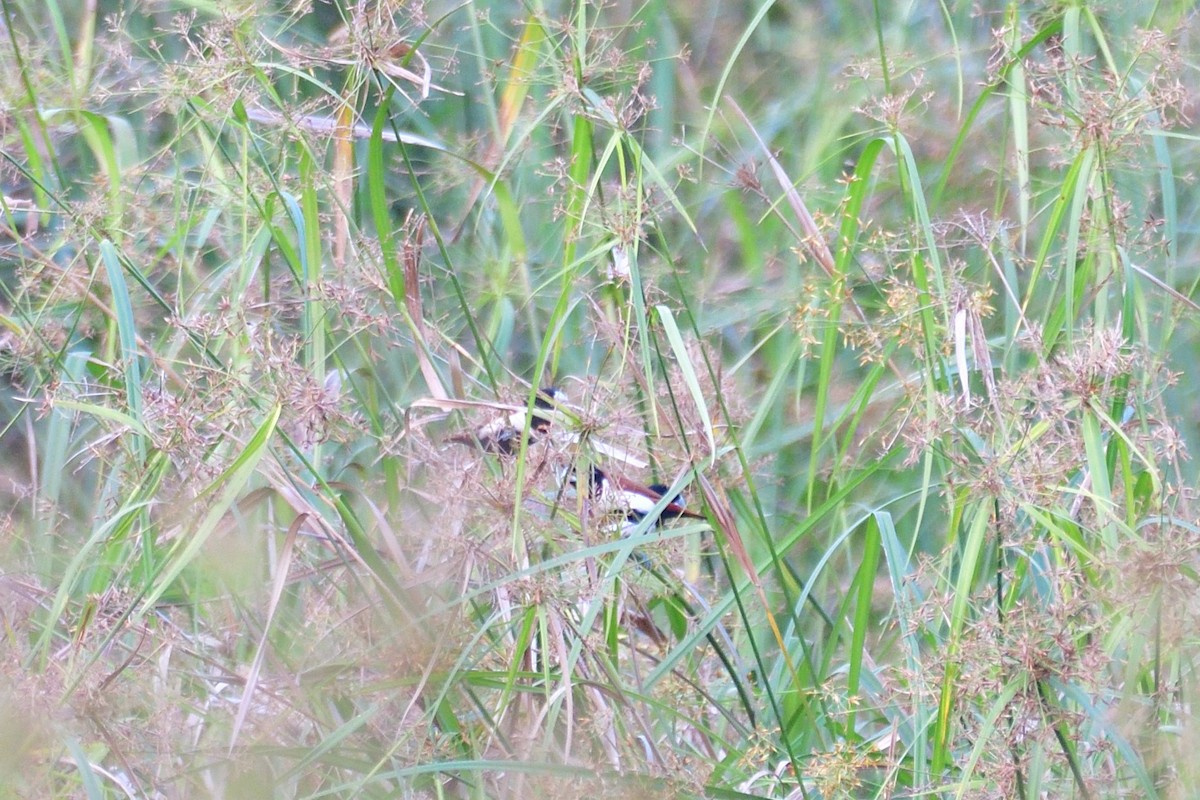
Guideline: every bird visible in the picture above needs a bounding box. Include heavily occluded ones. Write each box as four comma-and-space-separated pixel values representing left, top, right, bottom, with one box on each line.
447, 387, 566, 455
572, 465, 704, 531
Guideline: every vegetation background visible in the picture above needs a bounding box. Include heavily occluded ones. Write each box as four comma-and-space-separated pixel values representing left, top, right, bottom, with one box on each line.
0, 0, 1198, 797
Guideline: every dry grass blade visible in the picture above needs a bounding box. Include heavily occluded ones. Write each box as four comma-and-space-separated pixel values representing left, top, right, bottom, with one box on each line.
244, 105, 444, 147
1128, 258, 1200, 312
410, 397, 534, 414
332, 103, 354, 273
727, 97, 910, 388
403, 214, 448, 400
725, 99, 835, 275
696, 471, 753, 582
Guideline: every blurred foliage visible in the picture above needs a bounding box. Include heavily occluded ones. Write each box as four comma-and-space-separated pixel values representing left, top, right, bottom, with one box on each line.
0, 0, 1198, 797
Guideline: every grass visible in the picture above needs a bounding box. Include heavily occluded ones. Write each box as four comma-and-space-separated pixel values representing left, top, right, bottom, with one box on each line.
0, 0, 1199, 797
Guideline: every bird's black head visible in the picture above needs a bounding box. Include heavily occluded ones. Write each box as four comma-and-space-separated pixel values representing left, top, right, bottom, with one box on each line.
568, 464, 607, 498
530, 386, 564, 433
647, 483, 684, 507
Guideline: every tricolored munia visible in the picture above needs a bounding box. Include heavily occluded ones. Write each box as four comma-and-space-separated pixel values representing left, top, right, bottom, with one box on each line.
447, 387, 566, 455
573, 464, 704, 532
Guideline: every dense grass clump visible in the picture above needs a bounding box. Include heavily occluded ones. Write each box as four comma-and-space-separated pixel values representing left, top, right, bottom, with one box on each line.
1, 1, 1199, 797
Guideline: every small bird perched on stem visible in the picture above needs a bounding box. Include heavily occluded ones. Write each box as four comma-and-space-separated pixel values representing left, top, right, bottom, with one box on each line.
572, 464, 704, 532
446, 387, 566, 455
